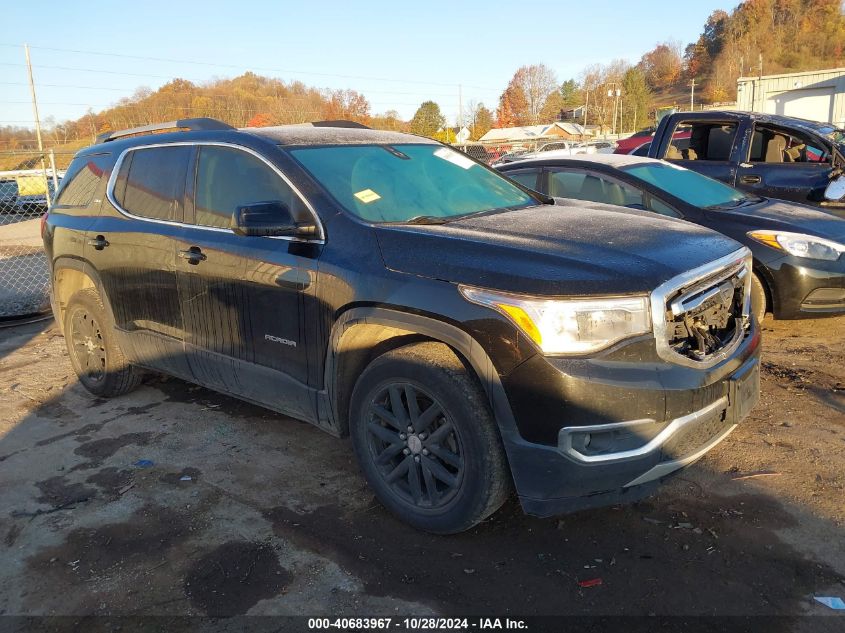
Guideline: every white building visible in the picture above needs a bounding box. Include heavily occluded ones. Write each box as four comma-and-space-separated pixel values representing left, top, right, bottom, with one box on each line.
736, 68, 845, 126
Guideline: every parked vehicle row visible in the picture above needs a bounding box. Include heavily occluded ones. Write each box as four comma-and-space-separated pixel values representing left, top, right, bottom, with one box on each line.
45, 118, 762, 533
648, 111, 845, 211
498, 154, 845, 322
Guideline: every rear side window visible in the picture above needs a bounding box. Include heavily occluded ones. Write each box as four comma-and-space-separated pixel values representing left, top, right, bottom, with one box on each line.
548, 169, 645, 208
194, 146, 309, 229
54, 154, 110, 208
113, 146, 191, 221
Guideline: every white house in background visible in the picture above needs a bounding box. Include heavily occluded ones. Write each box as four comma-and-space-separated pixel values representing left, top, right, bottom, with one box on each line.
478, 121, 591, 144
454, 126, 471, 144
736, 68, 845, 126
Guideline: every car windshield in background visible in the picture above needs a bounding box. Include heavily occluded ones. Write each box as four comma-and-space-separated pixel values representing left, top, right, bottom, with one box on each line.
623, 162, 750, 209
818, 125, 845, 145
290, 144, 537, 223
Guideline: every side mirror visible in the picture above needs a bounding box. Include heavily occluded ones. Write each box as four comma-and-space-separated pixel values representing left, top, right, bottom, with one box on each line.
231, 201, 317, 238
824, 175, 845, 201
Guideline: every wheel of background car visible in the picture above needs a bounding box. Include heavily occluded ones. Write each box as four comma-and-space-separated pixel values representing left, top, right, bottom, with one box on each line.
348, 341, 510, 534
750, 271, 768, 324
63, 288, 144, 397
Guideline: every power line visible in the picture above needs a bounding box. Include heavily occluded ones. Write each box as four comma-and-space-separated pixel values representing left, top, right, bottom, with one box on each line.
0, 42, 500, 92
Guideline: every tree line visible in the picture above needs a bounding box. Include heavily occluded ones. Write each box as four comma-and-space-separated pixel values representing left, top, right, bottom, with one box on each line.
1, 0, 843, 157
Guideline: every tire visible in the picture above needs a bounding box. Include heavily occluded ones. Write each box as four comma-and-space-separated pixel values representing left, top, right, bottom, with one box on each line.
349, 341, 511, 534
750, 271, 768, 325
63, 288, 143, 397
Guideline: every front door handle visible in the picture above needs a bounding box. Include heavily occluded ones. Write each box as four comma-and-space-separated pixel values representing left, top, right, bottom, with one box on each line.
178, 246, 207, 265
740, 175, 761, 184
87, 235, 109, 250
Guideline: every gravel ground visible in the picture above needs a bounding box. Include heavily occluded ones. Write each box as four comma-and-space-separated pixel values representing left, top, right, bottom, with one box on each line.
0, 315, 843, 630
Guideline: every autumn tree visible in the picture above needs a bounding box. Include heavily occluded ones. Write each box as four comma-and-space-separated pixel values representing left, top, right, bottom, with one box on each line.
468, 102, 494, 140
497, 64, 558, 126
370, 110, 406, 131
321, 89, 371, 124
409, 101, 445, 137
247, 113, 274, 127
639, 41, 684, 90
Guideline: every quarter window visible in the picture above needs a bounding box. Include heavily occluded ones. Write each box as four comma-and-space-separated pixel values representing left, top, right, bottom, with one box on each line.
55, 154, 110, 208
114, 146, 191, 222
194, 146, 308, 229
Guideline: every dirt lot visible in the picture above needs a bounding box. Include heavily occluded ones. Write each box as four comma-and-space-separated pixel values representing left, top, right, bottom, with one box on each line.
0, 314, 843, 629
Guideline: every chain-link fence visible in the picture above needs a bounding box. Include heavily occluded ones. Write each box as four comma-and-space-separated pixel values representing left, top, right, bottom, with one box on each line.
0, 151, 64, 319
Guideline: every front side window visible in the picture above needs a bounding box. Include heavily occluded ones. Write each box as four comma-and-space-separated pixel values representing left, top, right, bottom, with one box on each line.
623, 162, 749, 209
113, 146, 191, 221
504, 168, 540, 191
194, 146, 308, 229
55, 154, 110, 208
290, 144, 537, 223
665, 122, 737, 162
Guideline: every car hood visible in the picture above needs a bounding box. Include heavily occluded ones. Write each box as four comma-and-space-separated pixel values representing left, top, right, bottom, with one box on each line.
712, 198, 845, 241
374, 202, 742, 296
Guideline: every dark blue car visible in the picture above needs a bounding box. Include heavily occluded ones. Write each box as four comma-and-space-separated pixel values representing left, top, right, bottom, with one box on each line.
497, 153, 845, 322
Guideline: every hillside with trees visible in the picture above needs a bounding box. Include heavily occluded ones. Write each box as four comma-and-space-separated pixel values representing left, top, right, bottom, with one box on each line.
2, 0, 844, 166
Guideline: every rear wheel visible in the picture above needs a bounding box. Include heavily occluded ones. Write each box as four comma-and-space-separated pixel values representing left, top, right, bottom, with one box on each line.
349, 342, 510, 534
750, 271, 768, 324
64, 288, 143, 397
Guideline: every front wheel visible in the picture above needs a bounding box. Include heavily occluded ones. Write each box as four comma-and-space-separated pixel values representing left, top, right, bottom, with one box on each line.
349, 342, 510, 534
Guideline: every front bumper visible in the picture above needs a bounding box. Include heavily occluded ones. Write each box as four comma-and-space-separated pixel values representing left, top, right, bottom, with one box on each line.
500, 327, 761, 518
766, 258, 845, 318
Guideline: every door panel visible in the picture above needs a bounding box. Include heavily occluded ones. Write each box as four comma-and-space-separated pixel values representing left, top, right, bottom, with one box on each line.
90, 145, 191, 378
177, 144, 321, 421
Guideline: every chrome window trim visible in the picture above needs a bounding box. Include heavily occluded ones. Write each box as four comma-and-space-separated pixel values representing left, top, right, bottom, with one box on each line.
105, 140, 326, 243
650, 246, 752, 369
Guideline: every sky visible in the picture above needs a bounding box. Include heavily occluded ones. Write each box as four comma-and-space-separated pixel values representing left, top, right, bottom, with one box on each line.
0, 0, 739, 130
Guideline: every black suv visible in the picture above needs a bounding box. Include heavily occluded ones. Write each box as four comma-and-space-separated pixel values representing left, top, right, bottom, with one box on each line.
44, 118, 761, 533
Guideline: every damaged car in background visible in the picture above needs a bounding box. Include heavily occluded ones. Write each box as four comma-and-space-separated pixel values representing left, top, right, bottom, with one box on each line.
44, 118, 760, 533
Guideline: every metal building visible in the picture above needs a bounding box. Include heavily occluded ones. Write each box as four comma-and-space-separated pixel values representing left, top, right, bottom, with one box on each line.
736, 68, 845, 126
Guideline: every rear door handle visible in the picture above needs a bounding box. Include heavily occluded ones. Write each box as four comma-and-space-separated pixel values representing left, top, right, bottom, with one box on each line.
740, 175, 761, 184
178, 246, 207, 264
86, 235, 109, 250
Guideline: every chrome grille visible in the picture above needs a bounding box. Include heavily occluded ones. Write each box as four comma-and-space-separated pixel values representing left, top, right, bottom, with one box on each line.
651, 249, 752, 369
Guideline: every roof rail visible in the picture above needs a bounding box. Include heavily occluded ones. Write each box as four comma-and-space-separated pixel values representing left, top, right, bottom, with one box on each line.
94, 117, 234, 144
310, 120, 371, 129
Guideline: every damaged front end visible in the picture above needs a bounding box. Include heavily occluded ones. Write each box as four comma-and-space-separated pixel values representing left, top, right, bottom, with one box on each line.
652, 249, 753, 368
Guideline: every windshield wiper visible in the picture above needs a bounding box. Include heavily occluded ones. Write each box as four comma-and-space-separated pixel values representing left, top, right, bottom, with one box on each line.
703, 199, 750, 210
400, 215, 451, 225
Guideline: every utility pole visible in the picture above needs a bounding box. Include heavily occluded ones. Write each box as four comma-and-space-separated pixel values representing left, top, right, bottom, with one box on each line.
584, 89, 589, 127
690, 78, 695, 111
758, 53, 763, 111
458, 83, 463, 143
24, 43, 51, 207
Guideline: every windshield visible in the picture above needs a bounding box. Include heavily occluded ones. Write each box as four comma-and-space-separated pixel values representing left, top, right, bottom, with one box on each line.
289, 144, 537, 223
818, 126, 845, 145
622, 161, 749, 209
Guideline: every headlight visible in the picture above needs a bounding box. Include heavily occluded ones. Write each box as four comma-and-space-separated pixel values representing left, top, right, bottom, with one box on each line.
747, 230, 845, 261
459, 286, 651, 354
